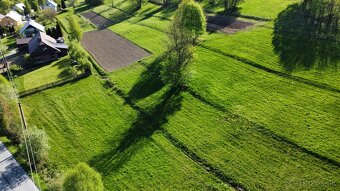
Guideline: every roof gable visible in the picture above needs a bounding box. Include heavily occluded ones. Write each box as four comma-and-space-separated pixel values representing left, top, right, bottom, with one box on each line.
6, 11, 22, 22
28, 32, 68, 54
19, 20, 45, 34
47, 0, 58, 7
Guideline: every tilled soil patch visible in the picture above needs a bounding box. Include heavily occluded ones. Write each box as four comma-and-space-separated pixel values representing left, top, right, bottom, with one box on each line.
207, 15, 254, 34
81, 11, 114, 29
82, 29, 151, 72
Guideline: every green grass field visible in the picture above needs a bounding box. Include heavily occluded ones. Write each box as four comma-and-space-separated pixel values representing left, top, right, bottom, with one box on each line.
22, 76, 231, 190
14, 57, 73, 93
14, 0, 340, 190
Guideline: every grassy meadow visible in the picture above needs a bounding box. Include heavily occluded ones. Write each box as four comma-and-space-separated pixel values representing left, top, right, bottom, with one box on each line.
14, 0, 340, 190
14, 57, 73, 92
22, 76, 230, 190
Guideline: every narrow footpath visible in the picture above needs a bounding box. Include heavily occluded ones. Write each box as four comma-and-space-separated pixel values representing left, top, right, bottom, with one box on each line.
0, 141, 39, 191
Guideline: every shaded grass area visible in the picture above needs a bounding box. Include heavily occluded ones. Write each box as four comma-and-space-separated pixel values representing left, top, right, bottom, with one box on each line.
202, 24, 340, 90
14, 57, 73, 93
22, 76, 230, 190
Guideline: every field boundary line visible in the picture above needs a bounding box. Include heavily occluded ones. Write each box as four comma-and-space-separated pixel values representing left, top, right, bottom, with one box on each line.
200, 45, 340, 94
162, 129, 247, 191
101, 77, 247, 190
187, 88, 340, 168
19, 72, 90, 98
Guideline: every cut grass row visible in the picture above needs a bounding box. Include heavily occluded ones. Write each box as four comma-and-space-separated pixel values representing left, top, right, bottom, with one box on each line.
22, 76, 230, 190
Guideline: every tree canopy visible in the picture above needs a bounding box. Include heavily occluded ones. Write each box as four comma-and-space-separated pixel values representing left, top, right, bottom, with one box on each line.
63, 162, 104, 191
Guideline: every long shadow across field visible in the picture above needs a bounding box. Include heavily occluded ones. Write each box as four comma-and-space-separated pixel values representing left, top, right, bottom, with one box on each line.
272, 1, 339, 72
90, 57, 184, 176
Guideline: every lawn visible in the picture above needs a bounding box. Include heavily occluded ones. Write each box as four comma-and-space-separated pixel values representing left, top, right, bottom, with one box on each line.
200, 0, 299, 19
14, 57, 73, 93
22, 76, 230, 190
14, 1, 340, 190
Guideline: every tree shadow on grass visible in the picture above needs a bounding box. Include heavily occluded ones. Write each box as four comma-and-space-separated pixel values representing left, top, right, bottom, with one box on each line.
127, 55, 166, 102
90, 55, 184, 176
272, 1, 340, 72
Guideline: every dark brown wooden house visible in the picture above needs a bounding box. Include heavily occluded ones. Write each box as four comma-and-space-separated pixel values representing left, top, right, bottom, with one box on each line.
17, 32, 68, 64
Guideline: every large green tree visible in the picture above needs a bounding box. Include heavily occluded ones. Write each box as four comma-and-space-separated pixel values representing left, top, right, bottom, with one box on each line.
163, 0, 206, 87
63, 163, 104, 191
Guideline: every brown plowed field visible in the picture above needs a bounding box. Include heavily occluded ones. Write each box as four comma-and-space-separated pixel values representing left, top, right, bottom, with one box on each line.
82, 29, 151, 72
81, 11, 114, 29
206, 15, 254, 34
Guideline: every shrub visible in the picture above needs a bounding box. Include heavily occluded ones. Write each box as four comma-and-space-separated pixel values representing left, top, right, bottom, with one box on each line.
63, 162, 104, 191
9, 64, 23, 75
21, 127, 50, 167
78, 57, 92, 73
0, 76, 22, 142
67, 66, 78, 78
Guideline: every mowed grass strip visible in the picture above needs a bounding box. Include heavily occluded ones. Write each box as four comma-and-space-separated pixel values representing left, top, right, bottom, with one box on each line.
202, 25, 340, 90
22, 76, 231, 190
14, 57, 73, 93
189, 47, 340, 163
163, 92, 340, 191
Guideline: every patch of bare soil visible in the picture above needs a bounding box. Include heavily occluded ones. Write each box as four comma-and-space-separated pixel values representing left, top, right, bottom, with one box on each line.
81, 11, 114, 29
207, 15, 254, 34
82, 29, 151, 72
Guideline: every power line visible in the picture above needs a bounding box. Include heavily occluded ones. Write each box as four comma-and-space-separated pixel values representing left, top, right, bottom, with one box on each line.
0, 37, 41, 190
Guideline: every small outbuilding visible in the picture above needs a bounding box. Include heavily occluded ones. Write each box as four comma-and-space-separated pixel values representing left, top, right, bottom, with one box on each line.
44, 0, 58, 12
0, 11, 23, 27
19, 20, 45, 38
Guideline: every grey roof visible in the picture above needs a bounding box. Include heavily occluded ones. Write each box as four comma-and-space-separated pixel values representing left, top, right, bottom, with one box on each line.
19, 20, 45, 34
0, 14, 5, 20
28, 32, 68, 54
47, 0, 58, 7
6, 11, 22, 22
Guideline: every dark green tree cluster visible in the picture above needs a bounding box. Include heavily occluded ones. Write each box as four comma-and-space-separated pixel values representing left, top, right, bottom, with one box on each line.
163, 0, 206, 87
46, 22, 63, 39
68, 42, 92, 75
